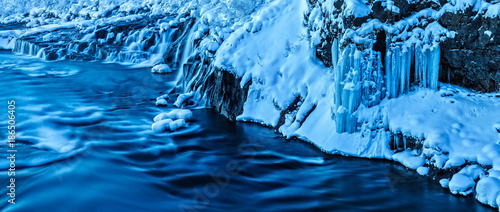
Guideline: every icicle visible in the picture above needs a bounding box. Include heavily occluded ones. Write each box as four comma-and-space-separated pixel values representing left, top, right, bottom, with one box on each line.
429, 46, 440, 89
331, 38, 339, 68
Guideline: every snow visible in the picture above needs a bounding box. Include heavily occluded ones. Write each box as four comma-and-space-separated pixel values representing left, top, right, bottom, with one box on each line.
152, 118, 174, 132
156, 99, 168, 106
392, 151, 426, 170
152, 64, 172, 74
152, 109, 194, 132
174, 92, 195, 108
459, 165, 485, 180
156, 94, 169, 106
151, 118, 187, 132
344, 0, 371, 18
476, 177, 500, 208
169, 119, 187, 131
417, 167, 430, 176
485, 30, 493, 37
440, 179, 450, 188
387, 85, 500, 171
0, 30, 20, 49
449, 173, 475, 196
154, 109, 194, 122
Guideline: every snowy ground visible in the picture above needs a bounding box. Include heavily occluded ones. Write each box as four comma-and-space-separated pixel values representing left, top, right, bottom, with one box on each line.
2, 0, 500, 210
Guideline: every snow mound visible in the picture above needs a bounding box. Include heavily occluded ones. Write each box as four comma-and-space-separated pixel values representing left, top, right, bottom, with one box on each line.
458, 165, 485, 180
476, 177, 500, 208
156, 99, 168, 106
152, 109, 194, 133
151, 118, 188, 133
155, 94, 169, 106
449, 173, 475, 196
151, 64, 172, 74
417, 167, 430, 176
154, 109, 194, 122
439, 179, 450, 188
152, 119, 173, 132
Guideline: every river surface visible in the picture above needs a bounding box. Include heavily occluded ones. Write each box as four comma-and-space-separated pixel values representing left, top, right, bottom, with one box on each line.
0, 50, 494, 211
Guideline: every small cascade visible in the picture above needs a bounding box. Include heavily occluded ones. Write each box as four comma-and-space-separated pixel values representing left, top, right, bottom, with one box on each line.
13, 40, 46, 59
333, 42, 384, 133
177, 21, 199, 93
385, 43, 440, 98
104, 27, 178, 65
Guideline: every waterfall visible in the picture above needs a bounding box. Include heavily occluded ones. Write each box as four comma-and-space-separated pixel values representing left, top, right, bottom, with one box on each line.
177, 21, 199, 93
13, 40, 46, 59
105, 27, 178, 65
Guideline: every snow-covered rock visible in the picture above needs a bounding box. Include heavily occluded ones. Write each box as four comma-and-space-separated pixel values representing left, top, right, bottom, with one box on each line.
152, 119, 173, 132
417, 167, 430, 176
449, 173, 475, 196
439, 179, 450, 188
155, 99, 168, 106
152, 64, 172, 74
152, 109, 194, 133
459, 165, 485, 180
174, 92, 195, 108
476, 177, 500, 208
154, 109, 194, 122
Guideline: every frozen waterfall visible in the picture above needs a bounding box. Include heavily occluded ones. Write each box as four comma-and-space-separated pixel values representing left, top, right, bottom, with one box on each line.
333, 41, 441, 133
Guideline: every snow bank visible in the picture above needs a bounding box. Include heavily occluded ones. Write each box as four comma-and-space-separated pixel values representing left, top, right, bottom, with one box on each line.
0, 30, 20, 49
392, 151, 426, 170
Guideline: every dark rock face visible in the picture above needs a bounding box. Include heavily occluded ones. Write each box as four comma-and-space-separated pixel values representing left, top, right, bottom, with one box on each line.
309, 0, 500, 93
181, 55, 251, 120
439, 11, 500, 92
207, 69, 251, 120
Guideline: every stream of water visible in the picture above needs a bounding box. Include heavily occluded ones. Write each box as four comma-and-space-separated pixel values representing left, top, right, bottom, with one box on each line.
0, 50, 494, 211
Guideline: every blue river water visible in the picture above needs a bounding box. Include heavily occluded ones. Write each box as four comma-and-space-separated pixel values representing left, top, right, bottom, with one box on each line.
0, 50, 495, 211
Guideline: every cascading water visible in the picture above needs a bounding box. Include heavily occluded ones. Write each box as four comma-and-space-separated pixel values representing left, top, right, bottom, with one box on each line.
177, 21, 199, 93
13, 40, 46, 59
105, 27, 179, 66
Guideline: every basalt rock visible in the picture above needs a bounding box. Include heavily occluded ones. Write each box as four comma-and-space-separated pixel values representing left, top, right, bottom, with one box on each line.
439, 10, 500, 92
